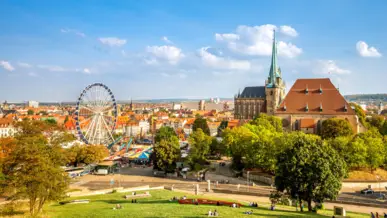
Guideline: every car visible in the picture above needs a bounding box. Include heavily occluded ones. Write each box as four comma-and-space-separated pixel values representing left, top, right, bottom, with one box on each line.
360, 188, 374, 194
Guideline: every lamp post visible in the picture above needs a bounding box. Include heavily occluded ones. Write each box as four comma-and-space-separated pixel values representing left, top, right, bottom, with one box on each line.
376, 175, 381, 197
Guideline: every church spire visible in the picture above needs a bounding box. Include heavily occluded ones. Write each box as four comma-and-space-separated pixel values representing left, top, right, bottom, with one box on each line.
267, 29, 278, 88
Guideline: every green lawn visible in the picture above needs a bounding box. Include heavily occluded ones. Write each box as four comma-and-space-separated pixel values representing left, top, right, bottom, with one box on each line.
38, 190, 367, 218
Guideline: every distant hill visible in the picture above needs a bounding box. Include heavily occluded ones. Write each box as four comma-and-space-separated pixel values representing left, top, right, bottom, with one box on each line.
344, 94, 387, 102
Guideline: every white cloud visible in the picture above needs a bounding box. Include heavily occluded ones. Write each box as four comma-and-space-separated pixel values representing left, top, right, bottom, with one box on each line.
99, 37, 127, 47
215, 24, 302, 58
198, 47, 251, 70
37, 65, 67, 72
215, 33, 239, 41
356, 41, 382, 57
60, 28, 86, 38
146, 45, 184, 64
161, 36, 173, 44
83, 68, 91, 74
314, 60, 351, 75
0, 61, 15, 71
279, 25, 298, 37
18, 62, 32, 68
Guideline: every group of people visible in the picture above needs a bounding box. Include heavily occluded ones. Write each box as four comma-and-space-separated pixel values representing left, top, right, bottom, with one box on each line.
207, 209, 219, 216
248, 202, 258, 207
370, 212, 387, 218
131, 199, 138, 203
230, 203, 240, 208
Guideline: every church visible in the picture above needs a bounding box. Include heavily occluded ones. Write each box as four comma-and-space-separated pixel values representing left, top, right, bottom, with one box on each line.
234, 31, 362, 134
234, 31, 286, 119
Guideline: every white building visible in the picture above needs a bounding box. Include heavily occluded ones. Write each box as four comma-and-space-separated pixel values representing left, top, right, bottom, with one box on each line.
0, 118, 16, 138
28, 101, 39, 108
125, 120, 150, 137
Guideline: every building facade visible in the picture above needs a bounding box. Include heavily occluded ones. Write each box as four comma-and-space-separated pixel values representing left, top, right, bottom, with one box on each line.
0, 118, 15, 138
275, 78, 361, 134
234, 31, 286, 119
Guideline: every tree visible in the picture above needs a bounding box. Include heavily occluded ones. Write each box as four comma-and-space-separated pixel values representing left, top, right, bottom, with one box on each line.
192, 116, 210, 135
64, 115, 69, 125
0, 138, 16, 159
2, 132, 69, 216
320, 118, 353, 139
209, 137, 227, 156
44, 118, 57, 125
27, 109, 34, 115
380, 122, 387, 136
356, 129, 385, 172
65, 144, 108, 166
250, 113, 283, 133
188, 129, 212, 165
153, 126, 181, 173
275, 132, 346, 212
350, 103, 367, 127
367, 115, 385, 130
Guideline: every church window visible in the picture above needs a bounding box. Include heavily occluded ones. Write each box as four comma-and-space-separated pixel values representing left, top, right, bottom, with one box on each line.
270, 91, 273, 95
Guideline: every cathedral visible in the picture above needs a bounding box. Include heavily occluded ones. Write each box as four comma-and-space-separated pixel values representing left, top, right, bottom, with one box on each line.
234, 31, 286, 119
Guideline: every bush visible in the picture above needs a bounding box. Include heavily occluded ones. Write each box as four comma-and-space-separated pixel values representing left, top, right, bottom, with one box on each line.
0, 202, 22, 216
111, 189, 118, 194
193, 163, 202, 171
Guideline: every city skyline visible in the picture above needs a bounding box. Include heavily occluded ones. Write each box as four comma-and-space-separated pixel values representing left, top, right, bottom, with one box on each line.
1, 0, 387, 101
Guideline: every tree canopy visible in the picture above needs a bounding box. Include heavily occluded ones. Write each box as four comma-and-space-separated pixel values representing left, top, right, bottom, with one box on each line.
65, 144, 109, 167
188, 128, 212, 166
192, 116, 210, 135
1, 119, 69, 216
320, 118, 353, 139
153, 126, 181, 173
275, 132, 346, 212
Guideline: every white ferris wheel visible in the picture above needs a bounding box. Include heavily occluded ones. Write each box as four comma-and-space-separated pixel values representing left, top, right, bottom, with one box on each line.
75, 83, 117, 146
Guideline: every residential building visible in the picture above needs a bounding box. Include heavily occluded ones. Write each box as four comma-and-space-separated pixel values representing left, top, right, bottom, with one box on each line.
198, 100, 205, 110
0, 118, 15, 138
28, 101, 39, 108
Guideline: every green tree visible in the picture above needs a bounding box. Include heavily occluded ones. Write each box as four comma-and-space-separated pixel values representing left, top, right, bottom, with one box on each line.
209, 137, 227, 156
1, 121, 69, 216
153, 126, 181, 173
44, 118, 57, 125
188, 129, 212, 165
192, 116, 210, 135
350, 103, 367, 127
380, 122, 387, 136
275, 132, 346, 212
65, 144, 108, 166
250, 113, 283, 133
367, 115, 385, 130
320, 118, 353, 139
64, 115, 69, 124
27, 109, 34, 115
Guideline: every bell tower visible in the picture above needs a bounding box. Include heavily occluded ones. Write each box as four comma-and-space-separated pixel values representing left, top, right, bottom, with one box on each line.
265, 30, 286, 115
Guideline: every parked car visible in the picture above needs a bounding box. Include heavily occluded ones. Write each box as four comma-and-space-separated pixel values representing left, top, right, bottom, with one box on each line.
360, 188, 374, 194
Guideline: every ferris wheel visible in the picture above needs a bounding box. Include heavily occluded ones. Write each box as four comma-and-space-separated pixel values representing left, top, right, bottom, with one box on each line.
75, 83, 117, 146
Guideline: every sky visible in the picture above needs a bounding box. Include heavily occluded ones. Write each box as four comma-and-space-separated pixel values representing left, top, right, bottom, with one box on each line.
1, 0, 387, 102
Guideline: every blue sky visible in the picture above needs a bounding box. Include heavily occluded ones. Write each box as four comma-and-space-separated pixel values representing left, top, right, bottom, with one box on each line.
1, 0, 386, 102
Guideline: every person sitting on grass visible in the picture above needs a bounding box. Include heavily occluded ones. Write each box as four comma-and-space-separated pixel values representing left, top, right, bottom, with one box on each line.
243, 210, 253, 215
208, 210, 212, 216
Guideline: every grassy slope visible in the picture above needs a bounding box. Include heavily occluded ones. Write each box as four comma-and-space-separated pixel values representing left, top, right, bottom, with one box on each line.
41, 190, 368, 218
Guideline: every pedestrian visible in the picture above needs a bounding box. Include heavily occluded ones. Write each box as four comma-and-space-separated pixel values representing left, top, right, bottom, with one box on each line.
376, 212, 380, 218
371, 212, 375, 218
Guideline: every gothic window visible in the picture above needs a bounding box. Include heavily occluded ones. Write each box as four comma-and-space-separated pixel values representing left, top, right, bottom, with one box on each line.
271, 91, 273, 95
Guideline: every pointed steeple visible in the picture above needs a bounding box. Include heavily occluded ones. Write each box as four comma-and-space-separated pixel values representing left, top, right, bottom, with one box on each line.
267, 29, 278, 88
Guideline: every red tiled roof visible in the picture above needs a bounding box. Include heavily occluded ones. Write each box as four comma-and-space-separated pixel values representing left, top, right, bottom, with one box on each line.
0, 118, 13, 128
300, 118, 315, 128
276, 78, 355, 115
